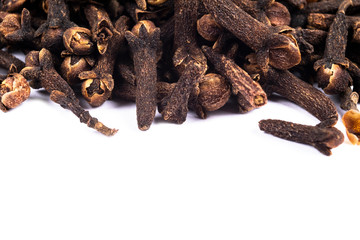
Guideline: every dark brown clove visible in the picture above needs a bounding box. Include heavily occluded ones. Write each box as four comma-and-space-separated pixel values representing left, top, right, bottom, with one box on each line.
0, 8, 37, 48
20, 48, 117, 136
202, 45, 267, 113
79, 15, 129, 107
125, 20, 162, 131
0, 49, 25, 72
313, 0, 353, 95
203, 0, 301, 71
114, 73, 231, 114
160, 0, 208, 124
84, 4, 114, 55
196, 14, 223, 42
283, 0, 307, 10
34, 0, 77, 52
0, 0, 26, 12
261, 66, 339, 128
259, 119, 344, 156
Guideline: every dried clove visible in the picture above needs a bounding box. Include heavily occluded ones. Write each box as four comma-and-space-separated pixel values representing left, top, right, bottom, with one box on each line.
202, 45, 267, 113
0, 0, 26, 12
79, 15, 129, 107
34, 0, 77, 52
84, 4, 114, 55
261, 66, 339, 128
1, 0, 360, 153
0, 49, 25, 72
113, 73, 231, 114
259, 119, 344, 155
125, 20, 162, 130
313, 0, 352, 95
159, 0, 208, 124
0, 70, 30, 112
20, 48, 117, 136
197, 14, 223, 42
203, 0, 301, 71
62, 27, 95, 56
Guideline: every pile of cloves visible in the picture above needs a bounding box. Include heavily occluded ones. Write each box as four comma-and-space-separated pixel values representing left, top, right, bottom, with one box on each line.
1, 0, 360, 155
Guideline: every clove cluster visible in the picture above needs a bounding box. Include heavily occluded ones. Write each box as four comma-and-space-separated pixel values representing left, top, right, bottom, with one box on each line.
1, 0, 360, 155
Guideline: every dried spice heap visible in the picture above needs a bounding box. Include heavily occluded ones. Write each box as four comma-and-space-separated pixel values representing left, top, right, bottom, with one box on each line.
1, 0, 360, 155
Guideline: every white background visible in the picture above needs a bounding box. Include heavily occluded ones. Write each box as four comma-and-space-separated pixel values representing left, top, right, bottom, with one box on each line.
1, 52, 360, 239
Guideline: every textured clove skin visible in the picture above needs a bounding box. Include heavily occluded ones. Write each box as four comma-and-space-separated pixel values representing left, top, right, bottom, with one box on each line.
259, 119, 344, 156
60, 55, 94, 86
313, 0, 353, 95
34, 0, 77, 52
0, 0, 26, 12
202, 45, 267, 113
0, 72, 30, 112
0, 8, 37, 48
84, 4, 114, 55
307, 0, 346, 13
125, 20, 162, 131
283, 0, 307, 9
203, 0, 301, 71
232, 0, 291, 26
197, 14, 222, 42
63, 27, 95, 56
20, 48, 117, 136
160, 0, 208, 124
0, 49, 25, 72
261, 67, 339, 128
80, 15, 130, 107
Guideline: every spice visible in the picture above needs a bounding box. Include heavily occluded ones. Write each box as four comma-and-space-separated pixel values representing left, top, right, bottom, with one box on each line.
202, 45, 267, 113
114, 73, 231, 114
196, 14, 222, 42
20, 48, 117, 136
159, 0, 207, 124
125, 20, 161, 130
0, 71, 30, 112
232, 0, 291, 26
79, 15, 129, 107
0, 0, 26, 12
259, 119, 344, 156
1, 0, 360, 154
313, 0, 352, 95
34, 0, 76, 52
202, 0, 301, 70
84, 4, 114, 55
260, 66, 339, 128
0, 49, 25, 72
